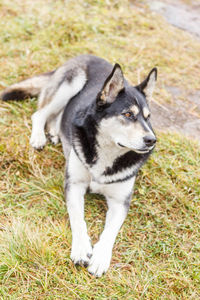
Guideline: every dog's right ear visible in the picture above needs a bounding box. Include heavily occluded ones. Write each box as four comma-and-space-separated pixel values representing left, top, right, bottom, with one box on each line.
96, 64, 124, 107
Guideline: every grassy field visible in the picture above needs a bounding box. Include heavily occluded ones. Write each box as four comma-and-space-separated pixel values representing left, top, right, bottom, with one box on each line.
0, 0, 200, 298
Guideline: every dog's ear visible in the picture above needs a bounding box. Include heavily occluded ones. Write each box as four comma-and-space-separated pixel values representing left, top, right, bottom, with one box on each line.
136, 68, 157, 102
97, 63, 124, 107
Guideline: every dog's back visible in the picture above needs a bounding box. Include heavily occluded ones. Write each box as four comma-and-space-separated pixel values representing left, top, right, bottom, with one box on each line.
60, 55, 122, 144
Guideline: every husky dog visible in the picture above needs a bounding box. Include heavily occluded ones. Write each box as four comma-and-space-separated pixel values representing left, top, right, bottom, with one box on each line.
1, 55, 157, 277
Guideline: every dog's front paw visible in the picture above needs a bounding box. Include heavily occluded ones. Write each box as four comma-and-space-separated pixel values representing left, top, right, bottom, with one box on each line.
70, 236, 92, 267
30, 132, 47, 150
88, 242, 112, 277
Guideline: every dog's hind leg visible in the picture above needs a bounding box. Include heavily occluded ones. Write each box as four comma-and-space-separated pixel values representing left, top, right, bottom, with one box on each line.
46, 111, 63, 145
30, 69, 86, 149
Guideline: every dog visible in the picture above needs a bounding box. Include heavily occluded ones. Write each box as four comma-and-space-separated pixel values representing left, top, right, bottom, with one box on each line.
1, 54, 157, 277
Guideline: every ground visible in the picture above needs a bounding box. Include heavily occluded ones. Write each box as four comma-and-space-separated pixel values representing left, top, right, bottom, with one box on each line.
148, 0, 200, 140
0, 0, 200, 299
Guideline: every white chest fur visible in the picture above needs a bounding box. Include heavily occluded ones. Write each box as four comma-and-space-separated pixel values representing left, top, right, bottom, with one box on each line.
89, 132, 139, 184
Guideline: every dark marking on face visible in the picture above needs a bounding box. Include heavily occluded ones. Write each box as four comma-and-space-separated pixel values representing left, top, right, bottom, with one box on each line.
138, 114, 155, 137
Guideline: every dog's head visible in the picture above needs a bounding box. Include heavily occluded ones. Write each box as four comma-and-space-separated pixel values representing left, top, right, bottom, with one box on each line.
96, 64, 157, 154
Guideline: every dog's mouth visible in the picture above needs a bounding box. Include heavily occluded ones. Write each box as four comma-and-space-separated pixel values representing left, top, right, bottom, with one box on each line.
117, 143, 154, 153
132, 148, 151, 154
118, 143, 125, 148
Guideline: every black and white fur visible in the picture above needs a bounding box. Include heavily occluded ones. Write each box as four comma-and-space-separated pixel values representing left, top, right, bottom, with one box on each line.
1, 55, 157, 277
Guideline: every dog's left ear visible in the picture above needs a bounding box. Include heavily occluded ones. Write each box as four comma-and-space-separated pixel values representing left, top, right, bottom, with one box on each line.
136, 68, 157, 102
97, 63, 124, 106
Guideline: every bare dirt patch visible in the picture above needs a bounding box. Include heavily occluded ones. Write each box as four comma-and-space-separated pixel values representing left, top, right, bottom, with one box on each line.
151, 88, 200, 142
147, 0, 200, 142
149, 0, 200, 39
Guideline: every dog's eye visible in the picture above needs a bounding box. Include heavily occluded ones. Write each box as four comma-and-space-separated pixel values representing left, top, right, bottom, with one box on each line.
122, 111, 138, 121
123, 112, 132, 118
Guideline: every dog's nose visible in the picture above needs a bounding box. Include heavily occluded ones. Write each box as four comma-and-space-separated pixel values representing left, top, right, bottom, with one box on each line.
143, 135, 157, 147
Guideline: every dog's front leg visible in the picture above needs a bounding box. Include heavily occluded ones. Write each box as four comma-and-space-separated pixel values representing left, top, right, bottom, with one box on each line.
88, 179, 135, 277
66, 149, 92, 267
67, 183, 92, 266
88, 197, 130, 277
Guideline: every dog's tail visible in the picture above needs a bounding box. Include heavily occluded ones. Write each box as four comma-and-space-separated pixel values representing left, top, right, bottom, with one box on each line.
0, 71, 54, 101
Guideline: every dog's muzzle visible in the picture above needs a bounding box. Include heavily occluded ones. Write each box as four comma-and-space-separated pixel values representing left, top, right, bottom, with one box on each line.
143, 135, 157, 147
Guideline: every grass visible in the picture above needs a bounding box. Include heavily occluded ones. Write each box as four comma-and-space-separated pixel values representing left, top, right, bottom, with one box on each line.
0, 0, 200, 298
